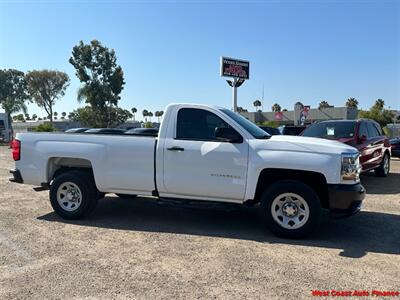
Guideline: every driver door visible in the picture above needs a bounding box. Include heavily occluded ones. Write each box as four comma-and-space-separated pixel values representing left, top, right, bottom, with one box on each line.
162, 107, 249, 201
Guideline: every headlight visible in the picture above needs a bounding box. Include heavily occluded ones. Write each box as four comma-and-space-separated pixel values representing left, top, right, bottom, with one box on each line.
341, 153, 361, 182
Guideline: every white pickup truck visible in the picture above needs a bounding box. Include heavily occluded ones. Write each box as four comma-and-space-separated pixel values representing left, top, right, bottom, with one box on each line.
10, 104, 365, 238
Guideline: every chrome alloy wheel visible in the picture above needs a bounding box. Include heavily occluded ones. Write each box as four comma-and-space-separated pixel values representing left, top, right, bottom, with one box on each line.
56, 182, 82, 212
270, 193, 310, 230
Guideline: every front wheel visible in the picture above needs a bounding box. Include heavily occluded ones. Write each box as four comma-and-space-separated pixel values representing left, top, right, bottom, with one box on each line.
50, 170, 99, 220
259, 180, 322, 239
374, 153, 390, 177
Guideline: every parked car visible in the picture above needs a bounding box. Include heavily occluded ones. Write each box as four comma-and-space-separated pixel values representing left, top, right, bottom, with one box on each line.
259, 126, 280, 136
124, 127, 159, 137
278, 125, 307, 136
390, 137, 400, 158
65, 128, 90, 133
10, 103, 365, 239
84, 128, 126, 135
302, 119, 391, 176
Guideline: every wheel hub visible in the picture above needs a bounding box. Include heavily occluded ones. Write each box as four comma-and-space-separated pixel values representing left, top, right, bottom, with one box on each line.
282, 202, 298, 217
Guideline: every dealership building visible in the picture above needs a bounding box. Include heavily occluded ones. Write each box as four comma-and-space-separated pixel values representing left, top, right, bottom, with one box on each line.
240, 106, 359, 125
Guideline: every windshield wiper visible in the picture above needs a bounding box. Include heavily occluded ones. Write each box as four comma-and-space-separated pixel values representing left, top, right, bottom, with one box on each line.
257, 134, 271, 139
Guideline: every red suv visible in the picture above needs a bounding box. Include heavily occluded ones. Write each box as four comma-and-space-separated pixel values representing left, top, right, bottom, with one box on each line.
302, 119, 391, 177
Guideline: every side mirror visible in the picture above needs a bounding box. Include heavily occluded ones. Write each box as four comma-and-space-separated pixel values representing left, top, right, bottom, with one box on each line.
215, 127, 243, 143
358, 134, 367, 144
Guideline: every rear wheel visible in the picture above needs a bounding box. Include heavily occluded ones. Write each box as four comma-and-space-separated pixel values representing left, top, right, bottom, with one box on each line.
259, 180, 322, 239
375, 153, 390, 177
50, 170, 99, 219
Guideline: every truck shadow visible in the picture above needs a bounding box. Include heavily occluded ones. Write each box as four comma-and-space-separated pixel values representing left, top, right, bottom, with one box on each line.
360, 171, 400, 194
38, 196, 400, 258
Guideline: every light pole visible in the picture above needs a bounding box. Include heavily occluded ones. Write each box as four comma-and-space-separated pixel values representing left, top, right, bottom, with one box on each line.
226, 78, 245, 112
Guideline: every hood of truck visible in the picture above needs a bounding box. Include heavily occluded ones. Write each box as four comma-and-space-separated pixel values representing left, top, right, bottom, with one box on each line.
252, 135, 359, 155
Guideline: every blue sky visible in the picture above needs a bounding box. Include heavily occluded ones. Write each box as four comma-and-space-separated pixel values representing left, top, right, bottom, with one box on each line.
0, 0, 399, 119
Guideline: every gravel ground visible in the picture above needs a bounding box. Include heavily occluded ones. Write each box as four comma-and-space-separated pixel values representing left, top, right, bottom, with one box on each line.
0, 145, 399, 299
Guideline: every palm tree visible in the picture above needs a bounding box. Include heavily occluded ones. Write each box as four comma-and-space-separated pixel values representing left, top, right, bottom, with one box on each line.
253, 100, 262, 112
148, 111, 153, 122
271, 103, 282, 112
155, 111, 164, 122
142, 109, 149, 122
318, 101, 331, 109
294, 101, 304, 109
345, 97, 359, 109
131, 107, 137, 120
374, 99, 385, 110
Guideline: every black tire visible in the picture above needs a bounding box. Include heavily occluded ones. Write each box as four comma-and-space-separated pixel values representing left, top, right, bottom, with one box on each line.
50, 170, 99, 220
115, 193, 137, 199
259, 180, 322, 239
374, 153, 390, 177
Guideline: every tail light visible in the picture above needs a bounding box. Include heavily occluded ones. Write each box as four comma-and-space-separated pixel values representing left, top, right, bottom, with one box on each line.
11, 139, 21, 161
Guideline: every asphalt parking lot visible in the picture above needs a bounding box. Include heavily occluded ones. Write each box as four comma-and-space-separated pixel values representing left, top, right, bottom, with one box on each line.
0, 145, 399, 299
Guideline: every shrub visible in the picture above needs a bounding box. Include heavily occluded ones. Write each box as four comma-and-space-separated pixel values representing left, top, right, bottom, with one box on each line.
33, 123, 55, 132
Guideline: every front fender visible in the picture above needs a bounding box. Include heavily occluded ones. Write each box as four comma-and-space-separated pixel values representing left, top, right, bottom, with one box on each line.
244, 149, 341, 200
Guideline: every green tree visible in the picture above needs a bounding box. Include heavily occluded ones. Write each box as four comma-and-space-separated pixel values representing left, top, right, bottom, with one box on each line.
53, 111, 58, 120
318, 100, 331, 109
61, 112, 67, 119
345, 97, 359, 109
26, 70, 70, 124
70, 106, 132, 128
237, 106, 248, 113
142, 109, 149, 122
68, 112, 76, 120
253, 100, 262, 112
32, 114, 38, 120
131, 107, 137, 120
155, 111, 164, 122
148, 111, 153, 122
69, 40, 125, 127
0, 69, 29, 139
271, 103, 281, 112
358, 99, 394, 127
25, 113, 31, 121
294, 101, 304, 109
16, 114, 25, 122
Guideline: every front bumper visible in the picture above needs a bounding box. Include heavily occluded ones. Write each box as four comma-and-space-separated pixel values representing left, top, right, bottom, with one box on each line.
328, 182, 365, 217
9, 169, 23, 184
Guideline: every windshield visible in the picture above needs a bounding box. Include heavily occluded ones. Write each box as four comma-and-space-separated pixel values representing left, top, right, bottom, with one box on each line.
302, 121, 356, 139
220, 109, 270, 139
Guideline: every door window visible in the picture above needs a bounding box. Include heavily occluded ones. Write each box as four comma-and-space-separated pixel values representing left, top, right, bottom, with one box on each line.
367, 122, 380, 138
176, 108, 239, 141
358, 122, 369, 138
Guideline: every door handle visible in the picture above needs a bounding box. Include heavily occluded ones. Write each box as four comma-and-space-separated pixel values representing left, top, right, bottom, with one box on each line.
167, 146, 184, 152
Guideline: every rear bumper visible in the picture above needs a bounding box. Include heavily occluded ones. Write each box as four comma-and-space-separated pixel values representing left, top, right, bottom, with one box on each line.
9, 169, 23, 184
328, 183, 365, 217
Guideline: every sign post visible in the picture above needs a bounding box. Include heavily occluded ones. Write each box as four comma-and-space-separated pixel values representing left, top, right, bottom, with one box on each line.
220, 57, 249, 112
